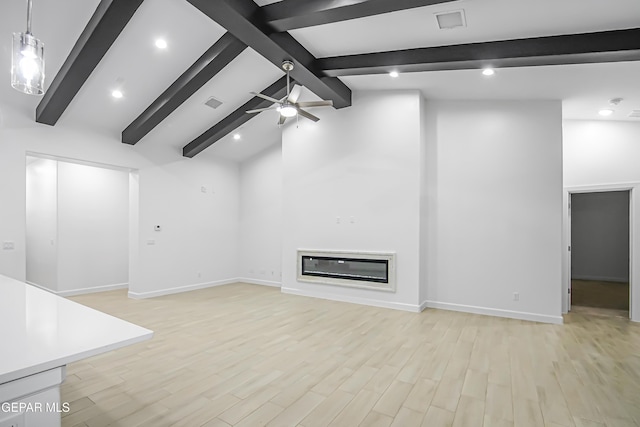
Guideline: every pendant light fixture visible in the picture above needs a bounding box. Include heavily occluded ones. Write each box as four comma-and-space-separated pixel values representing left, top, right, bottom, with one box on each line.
11, 0, 45, 95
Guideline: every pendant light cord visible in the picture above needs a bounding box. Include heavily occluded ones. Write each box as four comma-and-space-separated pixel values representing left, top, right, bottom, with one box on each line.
26, 0, 33, 34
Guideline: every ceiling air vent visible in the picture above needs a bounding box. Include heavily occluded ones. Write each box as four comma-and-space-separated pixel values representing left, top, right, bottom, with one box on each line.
628, 110, 640, 118
205, 96, 223, 109
435, 10, 466, 30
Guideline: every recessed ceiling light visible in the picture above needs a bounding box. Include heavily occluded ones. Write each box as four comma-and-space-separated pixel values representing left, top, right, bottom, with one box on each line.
482, 68, 495, 76
111, 89, 123, 99
598, 109, 614, 117
155, 39, 167, 49
389, 71, 399, 78
233, 133, 241, 140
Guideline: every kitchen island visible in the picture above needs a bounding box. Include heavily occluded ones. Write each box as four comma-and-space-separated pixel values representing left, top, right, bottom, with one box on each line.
0, 274, 153, 427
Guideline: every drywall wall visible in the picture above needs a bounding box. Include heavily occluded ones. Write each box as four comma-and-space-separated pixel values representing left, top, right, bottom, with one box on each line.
419, 96, 430, 305
571, 191, 629, 282
0, 102, 240, 297
25, 158, 58, 291
239, 143, 283, 287
563, 120, 640, 321
57, 162, 129, 293
281, 91, 422, 311
423, 100, 564, 323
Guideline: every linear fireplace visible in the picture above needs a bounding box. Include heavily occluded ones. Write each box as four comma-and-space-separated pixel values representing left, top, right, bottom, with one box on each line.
297, 250, 396, 291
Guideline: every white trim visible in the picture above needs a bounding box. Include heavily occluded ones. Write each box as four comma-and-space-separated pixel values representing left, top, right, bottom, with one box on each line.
128, 278, 236, 299
238, 278, 281, 287
571, 275, 629, 283
565, 183, 638, 193
421, 300, 564, 324
26, 281, 128, 296
281, 287, 421, 312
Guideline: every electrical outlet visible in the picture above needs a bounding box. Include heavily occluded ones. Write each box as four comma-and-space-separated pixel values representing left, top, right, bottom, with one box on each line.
0, 412, 25, 427
513, 292, 520, 301
336, 216, 341, 224
197, 272, 201, 278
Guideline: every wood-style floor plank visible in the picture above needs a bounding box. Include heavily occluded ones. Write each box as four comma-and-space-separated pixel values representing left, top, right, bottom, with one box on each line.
59, 284, 640, 427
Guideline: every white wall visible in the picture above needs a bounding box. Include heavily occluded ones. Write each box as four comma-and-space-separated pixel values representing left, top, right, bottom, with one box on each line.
25, 158, 58, 290
563, 120, 640, 321
0, 103, 240, 298
239, 143, 282, 287
571, 191, 629, 282
57, 162, 129, 293
423, 100, 564, 324
281, 91, 423, 311
418, 96, 430, 304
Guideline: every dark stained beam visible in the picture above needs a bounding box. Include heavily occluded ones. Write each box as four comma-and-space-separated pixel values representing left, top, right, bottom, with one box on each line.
185, 0, 351, 109
182, 76, 289, 158
262, 0, 460, 32
36, 0, 144, 125
122, 33, 246, 145
318, 28, 640, 76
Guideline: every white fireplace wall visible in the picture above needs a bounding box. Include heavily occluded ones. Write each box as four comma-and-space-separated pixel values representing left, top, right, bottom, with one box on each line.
281, 91, 423, 311
239, 143, 283, 286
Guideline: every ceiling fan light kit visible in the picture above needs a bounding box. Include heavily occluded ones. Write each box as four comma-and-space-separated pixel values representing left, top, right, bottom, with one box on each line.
246, 60, 333, 126
11, 0, 45, 95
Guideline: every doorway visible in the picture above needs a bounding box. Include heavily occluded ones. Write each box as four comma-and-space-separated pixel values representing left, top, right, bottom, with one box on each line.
26, 154, 134, 296
569, 190, 630, 317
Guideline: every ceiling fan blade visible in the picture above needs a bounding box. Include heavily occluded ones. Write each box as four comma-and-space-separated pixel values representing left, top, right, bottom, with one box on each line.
296, 100, 333, 108
287, 85, 302, 103
297, 108, 320, 122
246, 106, 278, 114
250, 91, 282, 104
278, 114, 287, 126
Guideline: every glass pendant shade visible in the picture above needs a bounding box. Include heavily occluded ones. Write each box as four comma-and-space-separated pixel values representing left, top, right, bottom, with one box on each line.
12, 32, 45, 95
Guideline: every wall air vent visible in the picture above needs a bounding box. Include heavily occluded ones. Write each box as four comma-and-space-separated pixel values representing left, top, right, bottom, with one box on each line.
204, 96, 223, 109
435, 10, 466, 30
628, 110, 640, 118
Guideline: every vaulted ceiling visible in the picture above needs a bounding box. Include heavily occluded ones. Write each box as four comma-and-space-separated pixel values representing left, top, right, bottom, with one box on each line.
2, 0, 639, 160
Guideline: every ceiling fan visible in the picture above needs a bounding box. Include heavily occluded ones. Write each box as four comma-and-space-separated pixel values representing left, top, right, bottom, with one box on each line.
246, 60, 333, 126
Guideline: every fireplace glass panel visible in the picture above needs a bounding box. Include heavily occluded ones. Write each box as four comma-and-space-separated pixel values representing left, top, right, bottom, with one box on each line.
301, 256, 388, 283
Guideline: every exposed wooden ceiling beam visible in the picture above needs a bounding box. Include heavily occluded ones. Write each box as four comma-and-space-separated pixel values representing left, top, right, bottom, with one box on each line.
122, 33, 246, 145
262, 0, 460, 32
36, 0, 144, 125
185, 0, 351, 109
318, 28, 640, 76
182, 76, 289, 158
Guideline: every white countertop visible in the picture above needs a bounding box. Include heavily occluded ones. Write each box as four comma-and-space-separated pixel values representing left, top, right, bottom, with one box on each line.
0, 275, 153, 385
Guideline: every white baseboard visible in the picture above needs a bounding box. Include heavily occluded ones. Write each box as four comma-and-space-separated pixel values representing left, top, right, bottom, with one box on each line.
128, 278, 237, 299
26, 281, 128, 297
421, 300, 563, 324
281, 287, 422, 313
571, 275, 628, 283
238, 278, 281, 287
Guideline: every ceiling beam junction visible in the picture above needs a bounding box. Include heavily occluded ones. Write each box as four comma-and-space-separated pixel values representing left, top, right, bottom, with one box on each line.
185, 0, 352, 110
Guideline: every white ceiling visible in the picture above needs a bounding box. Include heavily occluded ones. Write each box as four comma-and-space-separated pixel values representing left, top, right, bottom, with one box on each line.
1, 0, 639, 162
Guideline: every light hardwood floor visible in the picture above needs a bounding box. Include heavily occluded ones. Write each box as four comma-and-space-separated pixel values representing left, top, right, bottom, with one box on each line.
63, 284, 640, 427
